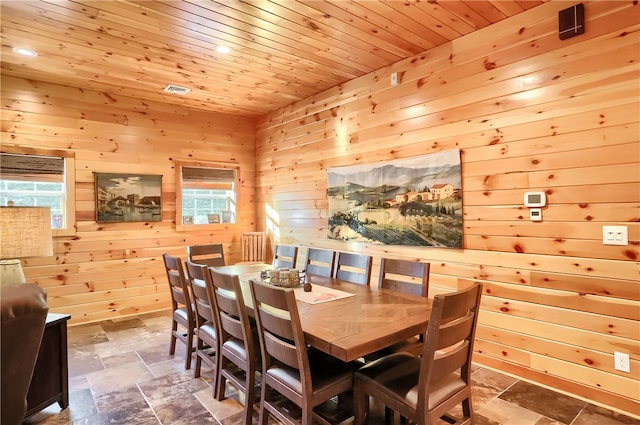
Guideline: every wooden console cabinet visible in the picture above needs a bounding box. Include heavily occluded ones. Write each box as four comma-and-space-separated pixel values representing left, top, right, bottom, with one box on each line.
24, 313, 71, 419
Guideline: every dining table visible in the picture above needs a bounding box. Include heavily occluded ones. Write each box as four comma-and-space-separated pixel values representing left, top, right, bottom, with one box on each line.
213, 263, 433, 362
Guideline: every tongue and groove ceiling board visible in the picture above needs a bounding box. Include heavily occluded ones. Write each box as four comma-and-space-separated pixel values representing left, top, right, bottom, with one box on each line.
0, 0, 543, 117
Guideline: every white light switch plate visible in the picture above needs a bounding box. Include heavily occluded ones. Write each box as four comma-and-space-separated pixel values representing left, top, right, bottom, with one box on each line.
602, 225, 628, 246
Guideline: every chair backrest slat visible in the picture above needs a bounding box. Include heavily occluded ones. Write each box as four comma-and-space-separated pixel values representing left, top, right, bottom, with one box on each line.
378, 258, 430, 297
333, 252, 372, 285
272, 245, 298, 269
431, 340, 470, 384
303, 248, 335, 277
188, 244, 225, 267
264, 327, 298, 370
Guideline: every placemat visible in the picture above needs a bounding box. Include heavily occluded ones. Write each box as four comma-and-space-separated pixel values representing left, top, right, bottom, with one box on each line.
293, 285, 355, 304
239, 272, 355, 305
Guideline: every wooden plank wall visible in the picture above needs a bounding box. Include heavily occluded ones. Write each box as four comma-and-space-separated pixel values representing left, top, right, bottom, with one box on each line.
255, 1, 639, 417
1, 76, 257, 324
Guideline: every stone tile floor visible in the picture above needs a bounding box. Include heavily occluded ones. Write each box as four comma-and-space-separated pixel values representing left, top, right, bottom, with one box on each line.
23, 311, 638, 425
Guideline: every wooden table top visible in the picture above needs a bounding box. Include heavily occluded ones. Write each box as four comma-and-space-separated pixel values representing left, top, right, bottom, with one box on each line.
213, 263, 432, 362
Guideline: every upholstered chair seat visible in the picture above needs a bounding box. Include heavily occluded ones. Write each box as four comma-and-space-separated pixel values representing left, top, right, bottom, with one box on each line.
356, 353, 467, 411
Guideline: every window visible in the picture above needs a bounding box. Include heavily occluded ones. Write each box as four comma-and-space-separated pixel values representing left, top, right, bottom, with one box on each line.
175, 161, 237, 231
0, 147, 76, 237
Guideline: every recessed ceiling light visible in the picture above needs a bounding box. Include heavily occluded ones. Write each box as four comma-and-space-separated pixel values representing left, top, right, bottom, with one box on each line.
215, 45, 231, 54
13, 47, 37, 57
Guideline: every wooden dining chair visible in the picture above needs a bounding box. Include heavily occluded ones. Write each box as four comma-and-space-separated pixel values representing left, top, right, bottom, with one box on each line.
238, 231, 265, 264
208, 267, 260, 425
333, 252, 372, 285
272, 244, 298, 269
370, 258, 431, 359
187, 243, 225, 267
354, 283, 483, 425
162, 253, 196, 370
185, 260, 220, 384
249, 278, 364, 425
378, 257, 430, 297
303, 248, 335, 277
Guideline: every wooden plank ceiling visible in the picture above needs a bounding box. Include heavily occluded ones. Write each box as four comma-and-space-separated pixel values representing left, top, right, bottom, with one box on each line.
1, 0, 543, 117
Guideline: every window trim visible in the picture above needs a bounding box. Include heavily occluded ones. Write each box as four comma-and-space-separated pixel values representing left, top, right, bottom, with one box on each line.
1, 145, 76, 237
175, 160, 239, 232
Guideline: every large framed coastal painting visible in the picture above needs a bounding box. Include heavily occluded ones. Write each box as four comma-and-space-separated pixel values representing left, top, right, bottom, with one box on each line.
95, 172, 162, 223
327, 149, 462, 248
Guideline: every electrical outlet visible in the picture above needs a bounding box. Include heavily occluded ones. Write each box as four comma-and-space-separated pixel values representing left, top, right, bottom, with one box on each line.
602, 225, 628, 246
614, 351, 630, 373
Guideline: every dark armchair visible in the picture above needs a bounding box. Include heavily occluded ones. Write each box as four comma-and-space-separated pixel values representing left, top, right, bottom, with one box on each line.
1, 283, 49, 425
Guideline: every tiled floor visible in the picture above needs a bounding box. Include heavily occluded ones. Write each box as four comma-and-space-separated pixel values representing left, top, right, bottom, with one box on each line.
24, 311, 638, 425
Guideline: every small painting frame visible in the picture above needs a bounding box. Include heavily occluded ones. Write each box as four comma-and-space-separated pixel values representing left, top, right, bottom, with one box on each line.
95, 172, 162, 223
208, 214, 220, 224
222, 210, 234, 223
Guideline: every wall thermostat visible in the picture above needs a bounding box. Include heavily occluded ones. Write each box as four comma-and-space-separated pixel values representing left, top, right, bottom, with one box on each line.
524, 191, 546, 207
530, 208, 542, 222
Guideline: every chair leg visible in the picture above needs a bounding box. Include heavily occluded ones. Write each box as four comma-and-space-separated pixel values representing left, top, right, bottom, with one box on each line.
169, 321, 177, 355
353, 379, 368, 425
215, 375, 227, 401
194, 338, 203, 378
384, 407, 401, 425
212, 349, 222, 401
215, 359, 228, 400
243, 368, 256, 425
185, 328, 193, 370
462, 396, 474, 421
302, 404, 314, 425
258, 382, 269, 425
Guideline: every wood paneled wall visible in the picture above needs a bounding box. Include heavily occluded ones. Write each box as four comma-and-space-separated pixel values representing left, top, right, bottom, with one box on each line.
1, 0, 638, 418
255, 1, 639, 417
1, 76, 257, 324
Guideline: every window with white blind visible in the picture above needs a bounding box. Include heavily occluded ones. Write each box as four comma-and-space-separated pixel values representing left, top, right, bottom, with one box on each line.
0, 148, 76, 236
175, 162, 237, 230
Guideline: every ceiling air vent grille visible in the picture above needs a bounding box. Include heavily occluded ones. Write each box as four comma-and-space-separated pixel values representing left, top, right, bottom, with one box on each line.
163, 84, 191, 95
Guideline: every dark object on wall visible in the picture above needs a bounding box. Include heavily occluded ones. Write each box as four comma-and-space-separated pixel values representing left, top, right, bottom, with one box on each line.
1, 283, 49, 425
559, 3, 585, 40
95, 172, 162, 222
